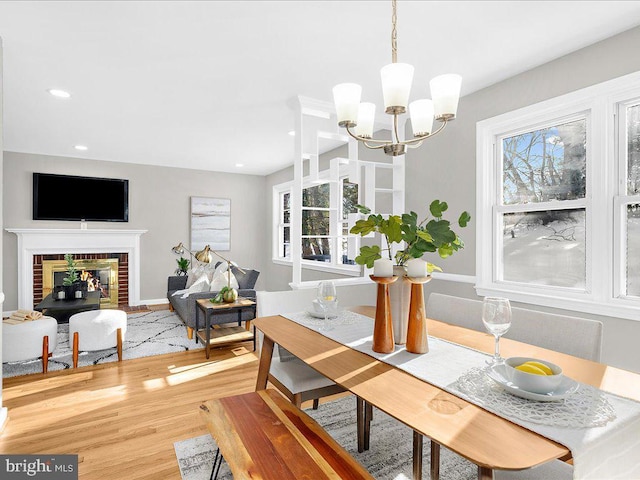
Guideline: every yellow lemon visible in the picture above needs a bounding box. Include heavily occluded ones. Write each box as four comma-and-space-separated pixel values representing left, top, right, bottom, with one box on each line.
324, 296, 335, 301
523, 361, 554, 375
515, 363, 548, 375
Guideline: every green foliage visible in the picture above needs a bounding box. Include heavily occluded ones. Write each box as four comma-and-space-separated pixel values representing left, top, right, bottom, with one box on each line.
349, 200, 471, 271
176, 257, 190, 273
62, 253, 79, 286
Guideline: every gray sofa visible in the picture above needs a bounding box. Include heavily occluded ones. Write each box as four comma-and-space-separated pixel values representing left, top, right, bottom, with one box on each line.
167, 266, 260, 337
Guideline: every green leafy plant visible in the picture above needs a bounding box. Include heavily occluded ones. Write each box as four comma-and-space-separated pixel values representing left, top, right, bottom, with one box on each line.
176, 257, 190, 274
350, 200, 471, 272
62, 253, 79, 286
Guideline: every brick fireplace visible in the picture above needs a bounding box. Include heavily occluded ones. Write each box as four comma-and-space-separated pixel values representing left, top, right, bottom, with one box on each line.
34, 253, 129, 308
6, 228, 147, 310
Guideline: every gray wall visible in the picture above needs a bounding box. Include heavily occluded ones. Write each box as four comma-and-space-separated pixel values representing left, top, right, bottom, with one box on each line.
2, 152, 267, 310
411, 26, 640, 373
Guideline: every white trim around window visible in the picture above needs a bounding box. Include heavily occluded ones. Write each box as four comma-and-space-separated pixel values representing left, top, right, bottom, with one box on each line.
476, 70, 640, 321
272, 168, 361, 277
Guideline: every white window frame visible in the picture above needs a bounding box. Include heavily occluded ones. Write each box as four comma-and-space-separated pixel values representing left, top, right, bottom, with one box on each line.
272, 165, 361, 276
477, 70, 640, 321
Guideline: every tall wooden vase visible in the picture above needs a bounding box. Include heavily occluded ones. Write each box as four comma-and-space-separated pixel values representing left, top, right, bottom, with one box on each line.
370, 275, 398, 354
405, 276, 432, 354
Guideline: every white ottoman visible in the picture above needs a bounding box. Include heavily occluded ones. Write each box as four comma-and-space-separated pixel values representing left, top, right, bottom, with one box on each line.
69, 310, 127, 368
2, 316, 58, 373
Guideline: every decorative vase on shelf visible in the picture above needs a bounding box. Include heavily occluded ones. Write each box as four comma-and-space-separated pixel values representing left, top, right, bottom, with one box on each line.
389, 265, 411, 345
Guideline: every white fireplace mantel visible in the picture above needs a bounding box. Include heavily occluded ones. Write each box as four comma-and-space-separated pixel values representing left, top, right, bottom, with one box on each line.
6, 228, 147, 309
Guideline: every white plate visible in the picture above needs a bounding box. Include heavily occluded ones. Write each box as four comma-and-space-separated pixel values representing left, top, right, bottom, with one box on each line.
306, 310, 338, 319
486, 364, 579, 402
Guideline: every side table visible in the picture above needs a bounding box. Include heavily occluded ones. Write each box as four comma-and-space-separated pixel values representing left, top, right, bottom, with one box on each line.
195, 298, 257, 359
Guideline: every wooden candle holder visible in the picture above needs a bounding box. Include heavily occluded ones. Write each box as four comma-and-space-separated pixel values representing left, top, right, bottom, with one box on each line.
370, 275, 399, 354
405, 276, 432, 354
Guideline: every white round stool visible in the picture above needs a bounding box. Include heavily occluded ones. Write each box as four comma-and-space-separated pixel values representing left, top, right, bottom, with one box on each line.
2, 316, 58, 373
68, 310, 127, 368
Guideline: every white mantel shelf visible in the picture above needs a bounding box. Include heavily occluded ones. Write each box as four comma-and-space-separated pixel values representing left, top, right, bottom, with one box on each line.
6, 228, 147, 309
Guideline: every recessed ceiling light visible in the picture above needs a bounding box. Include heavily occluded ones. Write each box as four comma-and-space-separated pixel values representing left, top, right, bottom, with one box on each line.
288, 131, 296, 136
74, 145, 88, 151
48, 89, 71, 98
235, 163, 244, 168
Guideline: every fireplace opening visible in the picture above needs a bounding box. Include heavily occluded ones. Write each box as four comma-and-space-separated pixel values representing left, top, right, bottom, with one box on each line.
38, 256, 125, 309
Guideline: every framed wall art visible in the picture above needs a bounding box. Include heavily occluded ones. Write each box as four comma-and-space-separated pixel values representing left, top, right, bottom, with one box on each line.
190, 197, 231, 251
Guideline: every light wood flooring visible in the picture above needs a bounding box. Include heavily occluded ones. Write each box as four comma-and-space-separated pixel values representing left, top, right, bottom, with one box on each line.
1, 340, 261, 479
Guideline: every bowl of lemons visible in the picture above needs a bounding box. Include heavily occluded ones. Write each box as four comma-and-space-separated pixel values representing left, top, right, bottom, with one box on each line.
504, 357, 563, 394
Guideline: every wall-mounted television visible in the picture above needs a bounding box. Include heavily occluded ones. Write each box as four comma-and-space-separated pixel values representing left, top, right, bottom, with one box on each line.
33, 173, 129, 222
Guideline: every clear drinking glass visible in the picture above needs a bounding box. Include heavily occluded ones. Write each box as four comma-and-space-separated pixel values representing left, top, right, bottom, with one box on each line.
482, 297, 512, 365
317, 281, 338, 331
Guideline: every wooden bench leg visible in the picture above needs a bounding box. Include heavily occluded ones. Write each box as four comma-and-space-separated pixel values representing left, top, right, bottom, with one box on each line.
312, 398, 319, 410
73, 332, 79, 368
42, 335, 49, 374
357, 396, 364, 453
117, 327, 123, 361
478, 466, 493, 480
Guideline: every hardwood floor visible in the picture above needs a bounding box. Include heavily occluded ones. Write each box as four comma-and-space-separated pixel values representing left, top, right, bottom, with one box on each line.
1, 342, 260, 479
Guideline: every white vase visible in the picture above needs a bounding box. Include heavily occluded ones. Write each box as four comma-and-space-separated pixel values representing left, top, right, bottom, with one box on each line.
390, 265, 411, 345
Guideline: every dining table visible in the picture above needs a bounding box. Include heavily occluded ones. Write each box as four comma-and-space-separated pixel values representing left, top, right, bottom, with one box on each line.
253, 305, 640, 480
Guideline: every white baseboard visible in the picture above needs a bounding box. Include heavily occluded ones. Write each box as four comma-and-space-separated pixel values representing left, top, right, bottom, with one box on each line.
142, 298, 170, 306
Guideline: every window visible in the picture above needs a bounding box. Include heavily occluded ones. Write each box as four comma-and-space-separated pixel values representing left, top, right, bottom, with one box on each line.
477, 71, 640, 320
274, 174, 359, 273
621, 101, 640, 298
500, 117, 588, 289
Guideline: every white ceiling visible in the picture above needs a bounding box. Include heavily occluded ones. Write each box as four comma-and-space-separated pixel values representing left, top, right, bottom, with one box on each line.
1, 1, 640, 176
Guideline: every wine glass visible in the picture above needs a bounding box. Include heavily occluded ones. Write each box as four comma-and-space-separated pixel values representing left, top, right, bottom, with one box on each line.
482, 297, 512, 365
317, 281, 338, 331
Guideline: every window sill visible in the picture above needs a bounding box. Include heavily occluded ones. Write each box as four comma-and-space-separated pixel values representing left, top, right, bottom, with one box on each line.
272, 258, 362, 277
476, 284, 640, 322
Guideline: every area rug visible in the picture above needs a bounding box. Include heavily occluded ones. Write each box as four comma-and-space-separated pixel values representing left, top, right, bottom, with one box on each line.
3, 310, 203, 378
174, 395, 476, 480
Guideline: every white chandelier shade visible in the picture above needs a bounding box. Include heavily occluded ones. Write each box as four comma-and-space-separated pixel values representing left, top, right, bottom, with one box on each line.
354, 102, 376, 138
409, 99, 434, 137
430, 73, 462, 120
332, 83, 362, 126
380, 63, 414, 111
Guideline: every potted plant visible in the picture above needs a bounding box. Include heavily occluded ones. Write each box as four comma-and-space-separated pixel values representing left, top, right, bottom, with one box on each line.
350, 200, 470, 344
175, 257, 190, 276
62, 253, 80, 300
350, 199, 470, 272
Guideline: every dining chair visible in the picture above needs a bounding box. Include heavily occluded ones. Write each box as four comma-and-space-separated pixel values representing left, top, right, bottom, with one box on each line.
255, 284, 377, 410
427, 293, 603, 361
424, 292, 603, 480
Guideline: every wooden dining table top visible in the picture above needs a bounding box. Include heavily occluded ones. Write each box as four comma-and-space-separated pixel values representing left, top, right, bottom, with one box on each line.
253, 306, 640, 473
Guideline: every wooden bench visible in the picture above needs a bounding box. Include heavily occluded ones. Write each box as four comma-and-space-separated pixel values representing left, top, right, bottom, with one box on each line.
199, 389, 375, 480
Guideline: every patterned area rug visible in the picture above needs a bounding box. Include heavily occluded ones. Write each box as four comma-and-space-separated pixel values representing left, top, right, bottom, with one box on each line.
174, 395, 476, 480
3, 310, 203, 378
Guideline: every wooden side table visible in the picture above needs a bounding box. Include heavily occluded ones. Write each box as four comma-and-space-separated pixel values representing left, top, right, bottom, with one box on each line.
195, 297, 257, 359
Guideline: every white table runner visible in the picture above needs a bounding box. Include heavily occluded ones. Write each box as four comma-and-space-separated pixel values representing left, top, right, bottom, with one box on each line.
281, 310, 640, 480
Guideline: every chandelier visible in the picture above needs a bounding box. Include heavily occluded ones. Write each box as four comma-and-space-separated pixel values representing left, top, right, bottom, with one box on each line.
332, 0, 461, 156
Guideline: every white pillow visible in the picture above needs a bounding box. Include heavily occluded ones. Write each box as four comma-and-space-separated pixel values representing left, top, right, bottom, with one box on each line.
186, 271, 211, 295
210, 266, 239, 291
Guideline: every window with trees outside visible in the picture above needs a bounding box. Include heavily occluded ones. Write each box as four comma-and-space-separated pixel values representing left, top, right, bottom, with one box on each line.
274, 176, 359, 273
477, 71, 640, 320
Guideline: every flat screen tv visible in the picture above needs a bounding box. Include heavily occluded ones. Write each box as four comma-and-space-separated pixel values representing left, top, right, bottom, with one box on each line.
33, 173, 129, 222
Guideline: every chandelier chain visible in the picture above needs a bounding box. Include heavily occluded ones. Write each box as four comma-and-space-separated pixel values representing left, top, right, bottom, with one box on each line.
391, 0, 397, 63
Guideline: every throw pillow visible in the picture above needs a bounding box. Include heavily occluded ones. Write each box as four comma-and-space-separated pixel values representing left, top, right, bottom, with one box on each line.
210, 265, 239, 291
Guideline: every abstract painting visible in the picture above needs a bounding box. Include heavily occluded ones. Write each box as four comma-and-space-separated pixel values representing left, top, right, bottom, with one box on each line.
190, 197, 231, 251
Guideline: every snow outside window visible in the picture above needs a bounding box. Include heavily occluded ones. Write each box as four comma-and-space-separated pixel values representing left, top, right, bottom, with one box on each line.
477, 71, 640, 321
